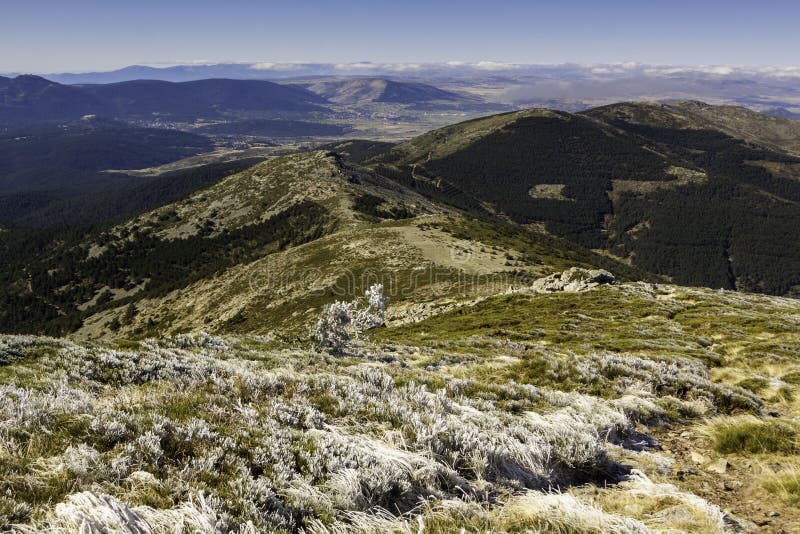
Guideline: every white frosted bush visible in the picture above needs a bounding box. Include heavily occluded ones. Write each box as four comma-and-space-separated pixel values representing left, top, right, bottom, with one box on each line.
126, 431, 164, 467
60, 444, 101, 478
90, 410, 134, 445
353, 283, 388, 329
312, 301, 353, 354
312, 284, 389, 354
496, 491, 652, 534
618, 470, 727, 532
16, 491, 245, 534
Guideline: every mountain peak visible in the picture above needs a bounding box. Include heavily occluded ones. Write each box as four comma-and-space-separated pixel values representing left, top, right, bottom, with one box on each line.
369, 102, 800, 296
297, 77, 474, 105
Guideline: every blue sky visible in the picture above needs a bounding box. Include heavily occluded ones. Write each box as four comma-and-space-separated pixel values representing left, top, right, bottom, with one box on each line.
2, 0, 798, 73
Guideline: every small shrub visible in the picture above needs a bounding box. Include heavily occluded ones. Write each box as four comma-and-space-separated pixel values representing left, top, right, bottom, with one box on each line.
736, 377, 769, 393
311, 284, 388, 354
312, 301, 353, 355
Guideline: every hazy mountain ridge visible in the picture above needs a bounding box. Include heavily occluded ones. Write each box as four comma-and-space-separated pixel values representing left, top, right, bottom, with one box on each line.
0, 74, 101, 123
0, 76, 328, 125
22, 61, 800, 118
0, 117, 212, 195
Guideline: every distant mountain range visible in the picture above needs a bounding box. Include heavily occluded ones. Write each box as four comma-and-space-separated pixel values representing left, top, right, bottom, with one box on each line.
0, 74, 490, 129
0, 75, 327, 125
13, 61, 800, 85
3, 62, 797, 117
6, 62, 527, 84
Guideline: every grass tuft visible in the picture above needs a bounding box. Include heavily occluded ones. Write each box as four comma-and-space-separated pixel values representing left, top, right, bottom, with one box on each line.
705, 415, 799, 454
762, 469, 800, 506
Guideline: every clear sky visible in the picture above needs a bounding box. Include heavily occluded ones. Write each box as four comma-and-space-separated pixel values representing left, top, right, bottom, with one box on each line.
1, 0, 798, 73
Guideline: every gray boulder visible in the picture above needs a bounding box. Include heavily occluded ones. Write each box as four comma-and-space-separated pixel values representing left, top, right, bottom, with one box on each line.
530, 267, 616, 293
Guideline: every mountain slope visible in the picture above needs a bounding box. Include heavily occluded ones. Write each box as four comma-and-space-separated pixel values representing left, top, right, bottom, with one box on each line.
0, 75, 100, 124
1, 157, 266, 228
76, 151, 650, 339
297, 78, 475, 105
367, 103, 800, 295
588, 99, 800, 156
0, 150, 654, 337
0, 117, 212, 195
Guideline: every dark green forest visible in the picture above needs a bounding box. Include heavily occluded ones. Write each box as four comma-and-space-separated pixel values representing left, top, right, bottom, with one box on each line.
0, 121, 212, 194
0, 158, 265, 228
0, 201, 331, 335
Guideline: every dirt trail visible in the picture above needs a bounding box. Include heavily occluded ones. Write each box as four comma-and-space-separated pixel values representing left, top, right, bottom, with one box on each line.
653, 426, 800, 533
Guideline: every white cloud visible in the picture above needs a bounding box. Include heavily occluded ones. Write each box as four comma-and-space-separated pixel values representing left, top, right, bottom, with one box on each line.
384, 63, 423, 72
473, 61, 521, 71
149, 60, 800, 81
249, 62, 307, 71
333, 62, 380, 71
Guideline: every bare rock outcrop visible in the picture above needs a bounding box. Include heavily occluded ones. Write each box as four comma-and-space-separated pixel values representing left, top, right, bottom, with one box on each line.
529, 267, 616, 293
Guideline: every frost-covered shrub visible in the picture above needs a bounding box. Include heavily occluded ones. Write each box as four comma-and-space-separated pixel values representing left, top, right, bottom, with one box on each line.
156, 332, 231, 350
353, 283, 388, 329
0, 335, 69, 365
0, 383, 93, 434
60, 444, 101, 478
126, 431, 164, 467
16, 491, 242, 534
597, 470, 728, 533
573, 351, 761, 412
312, 301, 353, 354
312, 284, 388, 354
0, 332, 757, 533
89, 410, 134, 447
